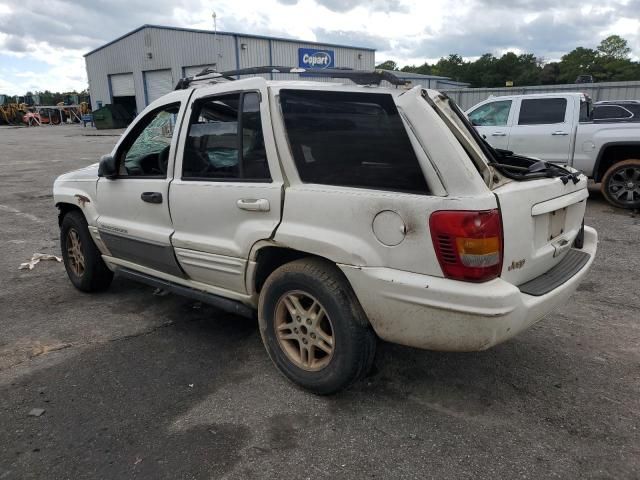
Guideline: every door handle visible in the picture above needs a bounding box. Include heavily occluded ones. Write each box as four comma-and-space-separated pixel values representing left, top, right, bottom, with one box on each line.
491, 132, 507, 137
140, 192, 163, 204
237, 198, 270, 212
551, 131, 569, 136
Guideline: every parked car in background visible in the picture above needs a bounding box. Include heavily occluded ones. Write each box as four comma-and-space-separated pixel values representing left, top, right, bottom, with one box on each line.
467, 92, 640, 209
54, 70, 597, 394
575, 75, 594, 84
592, 100, 640, 123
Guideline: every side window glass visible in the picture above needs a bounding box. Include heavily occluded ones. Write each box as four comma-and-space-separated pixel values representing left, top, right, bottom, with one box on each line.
518, 98, 567, 125
468, 100, 512, 126
183, 94, 240, 179
120, 104, 179, 177
241, 92, 270, 180
182, 92, 271, 181
593, 105, 632, 120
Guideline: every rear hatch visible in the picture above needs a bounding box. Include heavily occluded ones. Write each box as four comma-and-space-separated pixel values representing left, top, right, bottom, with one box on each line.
494, 176, 587, 285
421, 88, 589, 286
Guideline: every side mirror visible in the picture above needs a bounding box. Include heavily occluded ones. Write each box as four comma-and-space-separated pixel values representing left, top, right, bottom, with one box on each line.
97, 154, 118, 178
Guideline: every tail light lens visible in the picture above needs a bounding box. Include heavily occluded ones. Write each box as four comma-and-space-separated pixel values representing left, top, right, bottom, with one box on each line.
429, 209, 503, 282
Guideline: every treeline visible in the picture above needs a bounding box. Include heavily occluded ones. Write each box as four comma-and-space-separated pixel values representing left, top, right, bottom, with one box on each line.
376, 35, 640, 87
2, 90, 89, 105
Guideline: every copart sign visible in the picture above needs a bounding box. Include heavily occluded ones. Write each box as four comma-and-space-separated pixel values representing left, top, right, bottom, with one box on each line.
298, 48, 334, 69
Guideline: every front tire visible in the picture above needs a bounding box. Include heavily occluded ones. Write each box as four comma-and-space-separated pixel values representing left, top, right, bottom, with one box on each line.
601, 159, 640, 209
60, 210, 113, 292
258, 258, 376, 395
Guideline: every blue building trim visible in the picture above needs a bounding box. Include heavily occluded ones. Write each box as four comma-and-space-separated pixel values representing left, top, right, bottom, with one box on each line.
234, 35, 240, 79
84, 24, 376, 57
142, 71, 149, 106
268, 40, 274, 79
107, 75, 113, 104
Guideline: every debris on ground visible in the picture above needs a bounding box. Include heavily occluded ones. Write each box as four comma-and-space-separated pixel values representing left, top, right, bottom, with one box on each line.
19, 253, 62, 270
152, 288, 169, 296
27, 408, 45, 417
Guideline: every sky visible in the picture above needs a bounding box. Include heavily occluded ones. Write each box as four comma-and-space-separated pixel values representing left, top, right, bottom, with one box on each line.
0, 0, 639, 95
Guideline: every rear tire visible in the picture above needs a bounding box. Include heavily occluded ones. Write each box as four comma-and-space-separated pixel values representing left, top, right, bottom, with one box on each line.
60, 210, 113, 292
258, 258, 376, 395
601, 159, 640, 209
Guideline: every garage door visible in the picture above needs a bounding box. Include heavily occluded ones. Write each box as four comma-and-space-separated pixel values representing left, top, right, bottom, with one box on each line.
145, 69, 173, 105
183, 65, 214, 77
110, 73, 135, 97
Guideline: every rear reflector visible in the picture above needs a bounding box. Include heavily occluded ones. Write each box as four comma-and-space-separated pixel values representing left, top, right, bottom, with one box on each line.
429, 209, 503, 282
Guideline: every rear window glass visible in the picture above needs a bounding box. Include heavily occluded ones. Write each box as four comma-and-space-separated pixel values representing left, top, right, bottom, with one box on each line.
279, 90, 429, 194
518, 98, 567, 125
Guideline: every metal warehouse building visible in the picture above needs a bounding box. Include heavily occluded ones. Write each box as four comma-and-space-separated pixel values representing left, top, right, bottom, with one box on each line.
84, 25, 376, 114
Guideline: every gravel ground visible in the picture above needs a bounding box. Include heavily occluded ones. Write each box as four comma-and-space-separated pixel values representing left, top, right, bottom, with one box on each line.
0, 125, 638, 479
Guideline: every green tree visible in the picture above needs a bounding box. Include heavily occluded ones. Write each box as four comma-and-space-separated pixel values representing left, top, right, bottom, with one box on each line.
597, 35, 631, 60
375, 60, 398, 70
465, 53, 499, 87
432, 54, 466, 81
376, 34, 639, 87
558, 47, 599, 83
540, 62, 560, 84
400, 63, 432, 75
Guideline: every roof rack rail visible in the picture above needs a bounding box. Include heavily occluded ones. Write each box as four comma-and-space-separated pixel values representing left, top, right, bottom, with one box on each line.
174, 66, 409, 90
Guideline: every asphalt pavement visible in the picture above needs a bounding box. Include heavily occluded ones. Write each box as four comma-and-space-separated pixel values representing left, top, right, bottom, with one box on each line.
0, 125, 638, 479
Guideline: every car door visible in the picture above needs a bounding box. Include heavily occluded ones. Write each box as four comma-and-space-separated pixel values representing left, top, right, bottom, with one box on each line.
466, 98, 513, 150
96, 92, 190, 277
507, 96, 574, 163
169, 79, 283, 293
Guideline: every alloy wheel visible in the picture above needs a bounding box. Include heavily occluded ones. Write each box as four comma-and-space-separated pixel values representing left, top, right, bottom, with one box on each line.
607, 166, 640, 206
66, 228, 85, 276
274, 290, 335, 371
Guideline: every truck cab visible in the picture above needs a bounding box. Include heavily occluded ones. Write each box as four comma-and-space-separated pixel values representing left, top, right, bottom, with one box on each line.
468, 92, 588, 165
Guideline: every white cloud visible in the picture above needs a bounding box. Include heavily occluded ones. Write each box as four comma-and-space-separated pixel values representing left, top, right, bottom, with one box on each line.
0, 0, 638, 95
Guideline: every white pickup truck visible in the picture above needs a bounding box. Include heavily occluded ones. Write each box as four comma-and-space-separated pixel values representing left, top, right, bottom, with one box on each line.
467, 92, 640, 208
53, 69, 597, 394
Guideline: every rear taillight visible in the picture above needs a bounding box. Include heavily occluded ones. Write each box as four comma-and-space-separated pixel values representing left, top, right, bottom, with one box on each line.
429, 209, 503, 282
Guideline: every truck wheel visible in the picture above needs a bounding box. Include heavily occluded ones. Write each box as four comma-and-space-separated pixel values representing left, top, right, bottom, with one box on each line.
60, 210, 113, 292
601, 159, 640, 209
258, 258, 376, 395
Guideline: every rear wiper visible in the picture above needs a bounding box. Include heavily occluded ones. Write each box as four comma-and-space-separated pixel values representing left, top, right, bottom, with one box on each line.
524, 159, 581, 183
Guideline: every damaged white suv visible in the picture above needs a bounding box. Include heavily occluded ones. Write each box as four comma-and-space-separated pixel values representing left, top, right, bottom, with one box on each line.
54, 68, 597, 394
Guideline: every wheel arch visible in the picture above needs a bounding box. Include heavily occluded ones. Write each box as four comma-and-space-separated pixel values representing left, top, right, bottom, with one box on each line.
248, 243, 349, 297
594, 142, 640, 182
56, 201, 83, 227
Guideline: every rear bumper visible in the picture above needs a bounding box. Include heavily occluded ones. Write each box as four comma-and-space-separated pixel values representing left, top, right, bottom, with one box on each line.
340, 226, 597, 352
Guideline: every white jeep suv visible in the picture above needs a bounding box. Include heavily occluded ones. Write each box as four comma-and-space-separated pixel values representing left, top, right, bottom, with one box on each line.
54, 68, 597, 394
